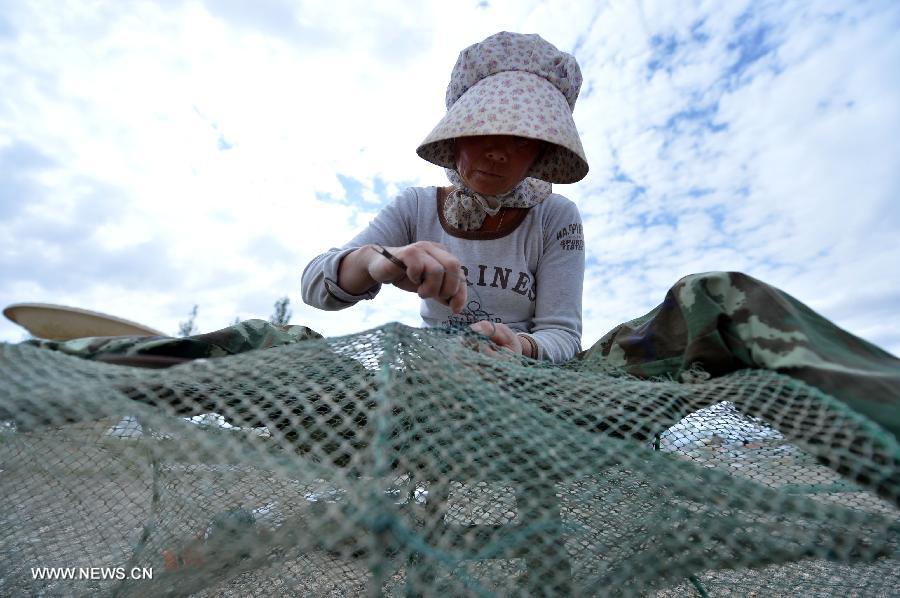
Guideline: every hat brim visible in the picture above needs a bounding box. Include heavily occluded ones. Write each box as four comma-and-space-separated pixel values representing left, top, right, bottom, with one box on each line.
3, 302, 165, 340
417, 71, 588, 184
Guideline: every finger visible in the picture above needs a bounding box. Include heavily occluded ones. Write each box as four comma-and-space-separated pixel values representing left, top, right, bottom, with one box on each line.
413, 257, 447, 299
470, 320, 498, 340
399, 249, 433, 287
422, 246, 464, 300
479, 345, 516, 361
470, 320, 500, 346
495, 324, 510, 345
371, 244, 406, 271
426, 241, 450, 252
422, 244, 466, 300
461, 335, 480, 352
473, 322, 519, 352
458, 331, 483, 356
466, 332, 496, 355
368, 246, 406, 283
391, 274, 419, 293
425, 269, 458, 306
448, 283, 467, 314
439, 271, 461, 305
406, 244, 466, 312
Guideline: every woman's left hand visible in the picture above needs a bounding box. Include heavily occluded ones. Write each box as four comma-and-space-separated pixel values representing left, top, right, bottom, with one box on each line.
469, 321, 527, 358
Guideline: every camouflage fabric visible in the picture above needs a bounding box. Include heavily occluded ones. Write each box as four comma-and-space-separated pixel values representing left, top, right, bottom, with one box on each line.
16, 319, 330, 430
581, 271, 900, 439
25, 319, 323, 368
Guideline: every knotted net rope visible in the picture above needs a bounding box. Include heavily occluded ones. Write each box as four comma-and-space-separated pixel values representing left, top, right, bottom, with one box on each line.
1, 323, 898, 596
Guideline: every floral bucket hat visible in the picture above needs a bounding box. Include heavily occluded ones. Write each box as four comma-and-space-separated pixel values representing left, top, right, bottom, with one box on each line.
417, 31, 589, 184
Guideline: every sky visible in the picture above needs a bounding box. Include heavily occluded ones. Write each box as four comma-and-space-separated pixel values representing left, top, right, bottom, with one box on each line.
1, 0, 899, 356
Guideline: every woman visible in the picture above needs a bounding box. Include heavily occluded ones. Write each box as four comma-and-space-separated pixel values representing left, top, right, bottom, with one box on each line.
302, 32, 588, 363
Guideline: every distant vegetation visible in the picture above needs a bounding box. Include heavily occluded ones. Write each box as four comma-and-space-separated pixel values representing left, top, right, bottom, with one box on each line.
177, 297, 292, 336
269, 296, 291, 326
177, 305, 198, 337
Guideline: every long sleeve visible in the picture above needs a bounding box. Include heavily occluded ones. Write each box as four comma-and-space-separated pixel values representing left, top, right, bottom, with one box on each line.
301, 186, 586, 365
528, 199, 584, 362
301, 188, 418, 310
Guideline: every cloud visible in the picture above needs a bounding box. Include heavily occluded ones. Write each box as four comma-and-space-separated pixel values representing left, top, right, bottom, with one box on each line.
0, 0, 898, 361
199, 0, 331, 47
566, 0, 900, 352
0, 141, 57, 219
0, 10, 15, 40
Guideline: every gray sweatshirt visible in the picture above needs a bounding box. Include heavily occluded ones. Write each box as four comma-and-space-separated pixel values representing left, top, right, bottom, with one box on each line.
301, 186, 585, 362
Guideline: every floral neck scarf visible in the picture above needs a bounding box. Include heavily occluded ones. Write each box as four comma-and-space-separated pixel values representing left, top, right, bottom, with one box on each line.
443, 169, 552, 231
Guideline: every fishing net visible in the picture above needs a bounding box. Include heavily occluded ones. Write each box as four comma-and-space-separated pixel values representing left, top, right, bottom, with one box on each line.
1, 317, 898, 597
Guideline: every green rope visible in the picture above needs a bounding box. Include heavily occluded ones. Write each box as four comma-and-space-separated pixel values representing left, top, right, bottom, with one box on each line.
689, 574, 710, 597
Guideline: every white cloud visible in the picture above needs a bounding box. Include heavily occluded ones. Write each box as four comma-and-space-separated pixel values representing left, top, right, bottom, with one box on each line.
1, 0, 898, 361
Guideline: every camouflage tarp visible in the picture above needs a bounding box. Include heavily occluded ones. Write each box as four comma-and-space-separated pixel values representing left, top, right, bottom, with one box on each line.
25, 319, 322, 368
581, 272, 900, 439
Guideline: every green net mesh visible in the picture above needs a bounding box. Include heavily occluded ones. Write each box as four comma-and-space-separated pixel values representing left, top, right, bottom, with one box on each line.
1, 323, 898, 596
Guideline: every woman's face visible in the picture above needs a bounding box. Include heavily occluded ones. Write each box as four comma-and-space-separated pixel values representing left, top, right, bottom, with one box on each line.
454, 135, 543, 195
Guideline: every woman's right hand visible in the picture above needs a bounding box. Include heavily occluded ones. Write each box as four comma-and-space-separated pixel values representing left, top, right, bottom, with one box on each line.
339, 242, 468, 314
